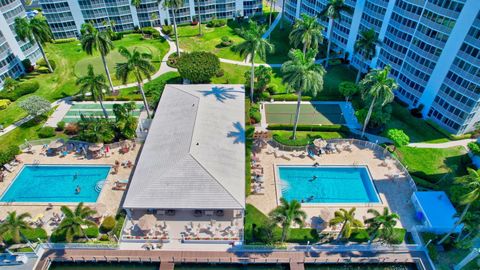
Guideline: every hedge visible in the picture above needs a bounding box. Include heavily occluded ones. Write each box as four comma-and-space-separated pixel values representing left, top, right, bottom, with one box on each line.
287, 228, 319, 244
37, 58, 56, 71
412, 176, 440, 190
0, 81, 40, 101
100, 216, 116, 233
38, 127, 56, 138
0, 99, 11, 110
349, 228, 406, 244
52, 38, 77, 44
468, 142, 480, 155
426, 120, 472, 140
177, 51, 220, 83
0, 145, 20, 166
206, 18, 227, 27
161, 25, 173, 36
272, 133, 312, 147
267, 124, 349, 132
140, 27, 160, 38
270, 94, 312, 101
1, 228, 47, 244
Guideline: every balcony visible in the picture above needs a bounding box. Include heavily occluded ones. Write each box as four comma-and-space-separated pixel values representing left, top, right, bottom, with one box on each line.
425, 2, 460, 20
419, 16, 453, 36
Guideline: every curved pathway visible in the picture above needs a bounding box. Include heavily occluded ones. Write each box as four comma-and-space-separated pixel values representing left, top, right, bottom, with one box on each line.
408, 139, 475, 149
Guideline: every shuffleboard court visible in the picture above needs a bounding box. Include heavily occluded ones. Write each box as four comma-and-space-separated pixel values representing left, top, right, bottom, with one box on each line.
61, 102, 144, 123
265, 103, 346, 125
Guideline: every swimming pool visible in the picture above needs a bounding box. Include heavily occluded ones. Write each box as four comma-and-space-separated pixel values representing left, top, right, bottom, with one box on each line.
277, 166, 380, 204
0, 165, 111, 203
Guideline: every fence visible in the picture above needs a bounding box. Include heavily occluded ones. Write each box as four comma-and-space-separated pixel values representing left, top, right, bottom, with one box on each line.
20, 138, 145, 151
39, 242, 119, 250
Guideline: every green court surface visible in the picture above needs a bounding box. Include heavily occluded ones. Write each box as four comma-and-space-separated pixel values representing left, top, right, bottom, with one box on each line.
265, 103, 345, 125
62, 102, 144, 123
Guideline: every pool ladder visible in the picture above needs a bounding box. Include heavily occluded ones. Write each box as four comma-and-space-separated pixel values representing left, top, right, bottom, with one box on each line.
95, 180, 105, 192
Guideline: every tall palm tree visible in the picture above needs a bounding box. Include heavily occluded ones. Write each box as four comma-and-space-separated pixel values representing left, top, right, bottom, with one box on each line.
280, 0, 286, 30
269, 198, 306, 242
359, 65, 397, 137
14, 16, 54, 73
55, 203, 97, 243
80, 23, 115, 92
329, 208, 363, 240
234, 21, 274, 101
0, 212, 32, 244
76, 64, 110, 119
115, 46, 155, 118
289, 14, 324, 54
164, 0, 185, 57
365, 207, 399, 244
319, 0, 353, 68
354, 28, 381, 83
281, 49, 325, 139
268, 0, 277, 28
195, 0, 202, 36
438, 168, 480, 244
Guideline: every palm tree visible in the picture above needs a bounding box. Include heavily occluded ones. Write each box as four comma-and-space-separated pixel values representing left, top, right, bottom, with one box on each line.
150, 12, 158, 28
269, 198, 306, 242
234, 21, 274, 101
438, 168, 480, 244
14, 16, 54, 72
164, 0, 185, 57
365, 207, 399, 244
80, 23, 115, 92
354, 28, 381, 83
280, 0, 286, 30
319, 0, 353, 68
268, 0, 277, 27
115, 46, 154, 118
76, 64, 110, 119
329, 208, 363, 240
359, 65, 397, 137
55, 203, 97, 243
289, 14, 324, 54
0, 212, 32, 244
281, 49, 325, 139
195, 0, 202, 36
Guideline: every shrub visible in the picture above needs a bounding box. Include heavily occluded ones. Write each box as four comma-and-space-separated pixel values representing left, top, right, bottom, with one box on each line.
267, 124, 349, 132
52, 38, 78, 44
1, 228, 47, 244
249, 103, 261, 124
267, 85, 278, 95
207, 18, 227, 27
410, 104, 424, 118
177, 51, 220, 83
271, 93, 312, 101
468, 142, 480, 155
110, 32, 124, 41
21, 59, 33, 72
167, 52, 178, 68
0, 81, 40, 101
37, 58, 56, 71
64, 123, 79, 135
161, 25, 173, 36
18, 95, 51, 117
219, 36, 233, 47
0, 145, 20, 166
215, 68, 224, 77
113, 210, 127, 238
38, 127, 56, 138
99, 234, 110, 241
100, 216, 116, 233
56, 121, 66, 131
139, 27, 160, 38
0, 99, 11, 110
386, 129, 410, 149
85, 226, 99, 238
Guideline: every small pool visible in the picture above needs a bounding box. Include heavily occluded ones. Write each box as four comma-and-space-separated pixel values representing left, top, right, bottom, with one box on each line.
0, 165, 111, 203
277, 166, 380, 204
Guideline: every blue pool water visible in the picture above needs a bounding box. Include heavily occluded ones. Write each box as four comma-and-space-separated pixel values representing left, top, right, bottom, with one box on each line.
278, 166, 380, 203
0, 165, 111, 203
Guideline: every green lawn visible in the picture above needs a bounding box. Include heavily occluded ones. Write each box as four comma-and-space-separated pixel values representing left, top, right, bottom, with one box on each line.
383, 102, 450, 143
272, 130, 346, 146
395, 146, 468, 181
0, 34, 168, 128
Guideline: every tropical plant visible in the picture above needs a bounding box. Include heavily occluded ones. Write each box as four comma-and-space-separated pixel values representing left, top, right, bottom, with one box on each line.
55, 203, 97, 243
338, 81, 358, 102
234, 21, 274, 101
80, 22, 115, 92
269, 198, 306, 242
329, 208, 362, 240
289, 14, 324, 54
244, 65, 273, 93
318, 0, 353, 67
150, 12, 158, 27
115, 46, 155, 118
354, 28, 381, 83
14, 16, 54, 72
76, 64, 110, 119
164, 0, 184, 57
113, 102, 138, 139
359, 65, 397, 137
177, 51, 220, 83
365, 207, 399, 244
438, 168, 480, 244
3, 77, 18, 92
0, 212, 32, 244
281, 49, 325, 139
18, 96, 51, 117
386, 129, 409, 152
77, 115, 115, 143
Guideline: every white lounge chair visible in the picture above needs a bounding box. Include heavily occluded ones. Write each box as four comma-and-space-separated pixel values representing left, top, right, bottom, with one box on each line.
3, 164, 13, 173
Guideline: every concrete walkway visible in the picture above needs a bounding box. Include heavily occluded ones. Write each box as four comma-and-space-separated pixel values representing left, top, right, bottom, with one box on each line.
409, 139, 475, 149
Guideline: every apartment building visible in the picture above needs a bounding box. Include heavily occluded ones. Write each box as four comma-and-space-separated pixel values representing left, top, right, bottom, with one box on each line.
284, 0, 480, 135
39, 0, 263, 39
0, 0, 42, 87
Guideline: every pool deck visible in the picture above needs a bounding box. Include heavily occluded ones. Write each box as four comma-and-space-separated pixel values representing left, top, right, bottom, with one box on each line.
0, 144, 141, 234
247, 141, 420, 232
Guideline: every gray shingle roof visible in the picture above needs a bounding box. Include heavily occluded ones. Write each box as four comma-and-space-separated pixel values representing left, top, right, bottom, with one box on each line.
123, 84, 245, 210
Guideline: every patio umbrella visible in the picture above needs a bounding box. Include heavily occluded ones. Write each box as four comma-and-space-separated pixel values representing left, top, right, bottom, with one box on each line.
48, 139, 65, 149
88, 143, 104, 152
313, 139, 327, 148
138, 214, 156, 231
